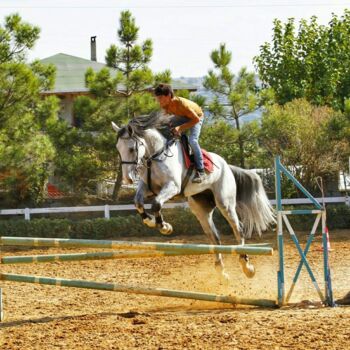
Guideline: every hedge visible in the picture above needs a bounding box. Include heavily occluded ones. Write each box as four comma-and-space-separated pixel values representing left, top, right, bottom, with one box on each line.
0, 205, 348, 240
0, 209, 204, 239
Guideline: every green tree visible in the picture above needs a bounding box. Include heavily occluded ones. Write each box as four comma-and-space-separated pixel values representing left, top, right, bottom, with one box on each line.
325, 100, 350, 169
200, 121, 239, 164
203, 43, 262, 168
105, 10, 171, 118
0, 14, 57, 204
254, 10, 350, 110
72, 11, 171, 199
105, 10, 153, 92
260, 99, 348, 194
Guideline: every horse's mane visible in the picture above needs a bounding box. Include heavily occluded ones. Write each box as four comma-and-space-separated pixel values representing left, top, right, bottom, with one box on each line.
118, 111, 173, 140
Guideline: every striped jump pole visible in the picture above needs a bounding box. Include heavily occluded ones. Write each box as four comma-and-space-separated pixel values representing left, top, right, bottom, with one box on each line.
1, 244, 272, 265
1, 251, 192, 264
0, 273, 277, 308
0, 237, 274, 256
0, 250, 224, 264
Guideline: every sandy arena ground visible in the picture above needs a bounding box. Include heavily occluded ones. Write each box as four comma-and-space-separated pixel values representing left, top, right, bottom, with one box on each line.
0, 230, 349, 350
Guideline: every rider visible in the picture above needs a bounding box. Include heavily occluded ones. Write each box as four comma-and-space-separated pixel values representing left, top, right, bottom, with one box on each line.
154, 83, 206, 183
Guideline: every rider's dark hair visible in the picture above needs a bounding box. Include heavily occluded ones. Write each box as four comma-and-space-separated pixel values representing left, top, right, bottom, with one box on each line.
154, 83, 174, 98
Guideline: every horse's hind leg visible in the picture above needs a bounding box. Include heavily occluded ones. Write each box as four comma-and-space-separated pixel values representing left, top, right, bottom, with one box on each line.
214, 194, 255, 278
188, 193, 229, 281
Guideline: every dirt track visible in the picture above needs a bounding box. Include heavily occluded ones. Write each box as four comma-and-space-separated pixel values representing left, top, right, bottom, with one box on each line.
0, 231, 349, 350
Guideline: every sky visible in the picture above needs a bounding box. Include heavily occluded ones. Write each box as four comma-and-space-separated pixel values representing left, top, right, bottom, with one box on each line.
1, 0, 350, 77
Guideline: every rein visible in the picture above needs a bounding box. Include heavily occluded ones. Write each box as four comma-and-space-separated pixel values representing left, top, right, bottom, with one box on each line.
144, 139, 175, 195
119, 133, 175, 195
119, 135, 141, 166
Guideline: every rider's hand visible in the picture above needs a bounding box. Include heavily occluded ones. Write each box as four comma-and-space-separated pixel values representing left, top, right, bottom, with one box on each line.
172, 126, 181, 136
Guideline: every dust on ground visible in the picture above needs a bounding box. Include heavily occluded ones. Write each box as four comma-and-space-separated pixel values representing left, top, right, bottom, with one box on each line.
0, 230, 349, 350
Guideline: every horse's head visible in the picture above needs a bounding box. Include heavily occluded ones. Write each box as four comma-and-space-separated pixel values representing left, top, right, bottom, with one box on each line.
111, 121, 146, 185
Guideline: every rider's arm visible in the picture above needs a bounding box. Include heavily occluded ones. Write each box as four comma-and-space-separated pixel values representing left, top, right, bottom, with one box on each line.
177, 108, 201, 132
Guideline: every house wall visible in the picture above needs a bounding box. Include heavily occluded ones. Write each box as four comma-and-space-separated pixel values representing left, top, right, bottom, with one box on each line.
58, 95, 74, 125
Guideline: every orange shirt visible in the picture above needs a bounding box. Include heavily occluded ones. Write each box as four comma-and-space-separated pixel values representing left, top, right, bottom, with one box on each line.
164, 96, 204, 119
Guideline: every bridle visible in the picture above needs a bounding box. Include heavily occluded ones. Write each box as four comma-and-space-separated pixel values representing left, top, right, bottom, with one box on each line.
118, 132, 175, 194
118, 133, 174, 167
118, 135, 143, 167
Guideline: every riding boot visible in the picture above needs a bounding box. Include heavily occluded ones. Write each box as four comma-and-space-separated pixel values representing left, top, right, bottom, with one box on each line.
192, 169, 206, 183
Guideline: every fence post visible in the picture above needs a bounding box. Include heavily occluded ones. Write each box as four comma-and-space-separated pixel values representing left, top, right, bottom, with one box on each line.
0, 288, 3, 321
104, 205, 110, 219
24, 208, 30, 221
275, 156, 285, 306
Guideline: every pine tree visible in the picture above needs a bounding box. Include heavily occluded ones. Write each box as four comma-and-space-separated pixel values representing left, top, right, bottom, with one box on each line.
204, 43, 262, 168
0, 13, 57, 204
73, 11, 171, 199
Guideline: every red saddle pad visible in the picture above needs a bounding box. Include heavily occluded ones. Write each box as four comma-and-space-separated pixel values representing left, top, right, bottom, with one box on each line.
181, 144, 214, 173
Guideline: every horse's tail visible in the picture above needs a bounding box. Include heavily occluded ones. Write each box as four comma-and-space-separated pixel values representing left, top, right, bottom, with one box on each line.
229, 165, 276, 238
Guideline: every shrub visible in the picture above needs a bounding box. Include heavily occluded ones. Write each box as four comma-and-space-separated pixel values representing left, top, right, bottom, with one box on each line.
0, 205, 348, 240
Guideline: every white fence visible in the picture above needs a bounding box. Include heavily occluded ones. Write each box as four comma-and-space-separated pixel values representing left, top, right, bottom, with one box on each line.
0, 197, 349, 221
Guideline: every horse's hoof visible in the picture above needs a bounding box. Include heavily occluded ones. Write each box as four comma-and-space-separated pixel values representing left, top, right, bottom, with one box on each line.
239, 255, 256, 278
159, 222, 173, 235
143, 216, 156, 228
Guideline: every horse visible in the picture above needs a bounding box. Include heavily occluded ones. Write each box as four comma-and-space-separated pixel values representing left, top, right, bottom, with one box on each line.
111, 113, 275, 279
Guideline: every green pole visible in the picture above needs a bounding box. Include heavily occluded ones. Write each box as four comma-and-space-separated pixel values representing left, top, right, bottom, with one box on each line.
0, 288, 3, 322
0, 273, 277, 308
0, 237, 273, 256
2, 245, 274, 265
1, 250, 219, 264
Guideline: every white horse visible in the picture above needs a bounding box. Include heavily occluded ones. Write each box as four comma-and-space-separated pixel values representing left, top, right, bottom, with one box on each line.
112, 113, 275, 279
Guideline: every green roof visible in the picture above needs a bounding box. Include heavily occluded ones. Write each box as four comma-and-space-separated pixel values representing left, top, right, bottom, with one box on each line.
40, 53, 197, 94
40, 53, 119, 94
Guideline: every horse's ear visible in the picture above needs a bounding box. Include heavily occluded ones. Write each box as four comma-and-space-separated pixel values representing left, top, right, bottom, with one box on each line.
127, 125, 134, 136
111, 122, 120, 133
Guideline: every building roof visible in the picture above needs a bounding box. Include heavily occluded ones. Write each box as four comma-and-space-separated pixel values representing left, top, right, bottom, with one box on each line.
40, 53, 119, 94
40, 53, 197, 95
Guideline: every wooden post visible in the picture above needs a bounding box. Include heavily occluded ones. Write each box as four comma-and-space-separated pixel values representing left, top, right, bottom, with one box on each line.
24, 208, 30, 221
104, 204, 110, 219
0, 288, 3, 321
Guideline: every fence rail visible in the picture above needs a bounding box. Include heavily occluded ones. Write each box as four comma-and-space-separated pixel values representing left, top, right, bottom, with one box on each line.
0, 197, 349, 221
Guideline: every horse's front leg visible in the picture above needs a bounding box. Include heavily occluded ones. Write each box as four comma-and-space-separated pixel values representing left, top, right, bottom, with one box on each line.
134, 180, 156, 228
152, 181, 180, 235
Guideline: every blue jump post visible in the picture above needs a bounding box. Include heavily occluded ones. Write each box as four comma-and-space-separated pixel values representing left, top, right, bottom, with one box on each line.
274, 156, 334, 307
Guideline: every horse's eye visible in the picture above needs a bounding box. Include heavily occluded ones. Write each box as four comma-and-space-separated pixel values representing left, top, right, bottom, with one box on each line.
129, 148, 134, 153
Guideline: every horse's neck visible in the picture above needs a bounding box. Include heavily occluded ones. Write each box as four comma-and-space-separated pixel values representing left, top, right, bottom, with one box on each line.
142, 128, 186, 185
143, 129, 167, 156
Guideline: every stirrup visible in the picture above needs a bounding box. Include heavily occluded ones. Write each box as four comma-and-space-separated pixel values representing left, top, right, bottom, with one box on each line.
192, 171, 205, 183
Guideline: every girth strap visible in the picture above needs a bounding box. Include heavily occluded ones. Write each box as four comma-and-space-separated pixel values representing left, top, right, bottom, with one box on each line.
146, 159, 157, 196
180, 165, 195, 195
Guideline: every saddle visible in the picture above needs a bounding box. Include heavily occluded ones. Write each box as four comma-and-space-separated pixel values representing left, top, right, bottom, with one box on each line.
180, 134, 214, 173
